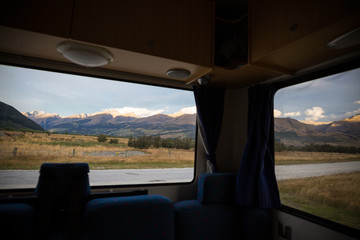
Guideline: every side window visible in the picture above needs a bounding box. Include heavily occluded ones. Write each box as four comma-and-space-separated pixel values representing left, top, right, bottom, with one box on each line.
0, 64, 196, 189
274, 68, 360, 230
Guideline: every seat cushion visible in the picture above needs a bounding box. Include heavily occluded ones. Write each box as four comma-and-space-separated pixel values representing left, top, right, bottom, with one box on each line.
174, 200, 240, 240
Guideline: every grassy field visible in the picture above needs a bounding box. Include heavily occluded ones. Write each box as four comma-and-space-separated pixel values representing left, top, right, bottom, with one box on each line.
0, 131, 194, 170
278, 172, 360, 230
275, 151, 360, 165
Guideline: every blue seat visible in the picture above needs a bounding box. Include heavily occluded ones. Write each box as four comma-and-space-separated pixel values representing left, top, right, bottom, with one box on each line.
174, 173, 240, 240
83, 195, 175, 240
35, 162, 90, 239
174, 173, 271, 240
0, 203, 35, 239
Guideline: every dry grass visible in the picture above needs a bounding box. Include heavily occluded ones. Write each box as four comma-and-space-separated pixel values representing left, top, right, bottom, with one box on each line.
278, 172, 360, 230
0, 131, 194, 170
275, 151, 360, 165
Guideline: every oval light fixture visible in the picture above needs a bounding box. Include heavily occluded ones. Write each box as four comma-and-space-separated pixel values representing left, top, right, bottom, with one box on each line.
57, 41, 114, 67
166, 68, 191, 80
326, 27, 360, 49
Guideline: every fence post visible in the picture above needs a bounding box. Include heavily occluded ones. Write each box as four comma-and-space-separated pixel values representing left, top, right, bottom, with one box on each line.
13, 147, 18, 156
73, 148, 76, 156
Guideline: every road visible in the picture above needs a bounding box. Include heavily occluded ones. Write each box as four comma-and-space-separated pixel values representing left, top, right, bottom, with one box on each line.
0, 161, 359, 189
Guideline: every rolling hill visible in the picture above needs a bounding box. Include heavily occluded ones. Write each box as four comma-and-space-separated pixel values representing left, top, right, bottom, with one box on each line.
0, 101, 44, 131
275, 116, 360, 147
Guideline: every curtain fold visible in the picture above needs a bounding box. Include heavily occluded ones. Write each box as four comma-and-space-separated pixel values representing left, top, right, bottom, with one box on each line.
235, 84, 281, 208
193, 85, 225, 172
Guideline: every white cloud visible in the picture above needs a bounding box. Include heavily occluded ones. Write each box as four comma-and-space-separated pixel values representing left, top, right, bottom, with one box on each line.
176, 106, 197, 115
354, 100, 360, 105
344, 107, 360, 118
168, 106, 196, 117
274, 109, 282, 117
284, 111, 301, 117
101, 107, 165, 118
304, 107, 325, 121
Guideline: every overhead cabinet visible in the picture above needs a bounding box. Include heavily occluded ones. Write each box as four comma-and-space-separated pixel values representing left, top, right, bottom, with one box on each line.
0, 0, 213, 68
250, 0, 360, 72
71, 0, 214, 67
0, 0, 73, 38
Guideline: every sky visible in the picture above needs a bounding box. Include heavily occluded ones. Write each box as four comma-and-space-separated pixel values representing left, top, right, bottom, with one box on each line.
274, 67, 360, 123
0, 64, 359, 121
0, 64, 196, 118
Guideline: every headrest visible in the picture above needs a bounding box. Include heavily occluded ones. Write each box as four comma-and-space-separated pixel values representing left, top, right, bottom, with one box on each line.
35, 162, 90, 197
197, 173, 237, 204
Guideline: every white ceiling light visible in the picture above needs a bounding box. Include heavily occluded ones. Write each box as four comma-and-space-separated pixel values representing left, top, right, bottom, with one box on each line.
166, 68, 191, 80
57, 41, 114, 67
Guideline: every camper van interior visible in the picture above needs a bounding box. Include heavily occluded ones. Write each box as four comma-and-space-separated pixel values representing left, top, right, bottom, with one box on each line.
0, 0, 359, 239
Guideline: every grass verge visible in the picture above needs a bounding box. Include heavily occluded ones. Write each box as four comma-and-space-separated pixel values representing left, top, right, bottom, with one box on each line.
278, 172, 360, 230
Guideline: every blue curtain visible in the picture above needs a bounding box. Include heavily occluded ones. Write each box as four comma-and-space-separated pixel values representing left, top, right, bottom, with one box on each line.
193, 85, 225, 172
235, 84, 281, 208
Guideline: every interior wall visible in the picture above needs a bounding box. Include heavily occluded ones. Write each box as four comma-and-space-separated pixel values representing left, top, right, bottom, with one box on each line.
272, 210, 358, 240
216, 87, 248, 172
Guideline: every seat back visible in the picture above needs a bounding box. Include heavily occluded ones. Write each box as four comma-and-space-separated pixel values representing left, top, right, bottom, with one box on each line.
0, 203, 35, 240
35, 162, 90, 239
83, 194, 175, 240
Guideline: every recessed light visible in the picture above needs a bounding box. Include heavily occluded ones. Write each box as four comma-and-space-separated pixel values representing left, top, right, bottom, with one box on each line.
57, 41, 114, 67
166, 69, 191, 80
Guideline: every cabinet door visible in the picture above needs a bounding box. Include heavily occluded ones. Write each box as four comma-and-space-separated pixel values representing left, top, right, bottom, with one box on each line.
250, 0, 360, 62
0, 0, 73, 37
71, 0, 213, 66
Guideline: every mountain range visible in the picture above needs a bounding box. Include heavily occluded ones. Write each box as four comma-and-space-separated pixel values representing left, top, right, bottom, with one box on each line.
22, 109, 196, 139
275, 115, 360, 147
0, 102, 44, 131
1, 101, 359, 145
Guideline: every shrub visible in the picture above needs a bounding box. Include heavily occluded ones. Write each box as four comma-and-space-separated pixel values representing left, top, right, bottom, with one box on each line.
109, 139, 119, 144
97, 134, 107, 143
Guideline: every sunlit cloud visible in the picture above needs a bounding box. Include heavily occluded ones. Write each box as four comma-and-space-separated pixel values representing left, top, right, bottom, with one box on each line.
274, 109, 282, 117
284, 111, 301, 117
354, 100, 360, 105
100, 107, 165, 118
304, 107, 325, 121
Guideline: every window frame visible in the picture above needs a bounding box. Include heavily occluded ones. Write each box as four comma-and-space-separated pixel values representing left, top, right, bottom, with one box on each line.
273, 59, 360, 238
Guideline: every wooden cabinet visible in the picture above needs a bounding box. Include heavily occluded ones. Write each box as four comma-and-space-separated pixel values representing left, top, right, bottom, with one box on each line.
0, 0, 73, 38
71, 0, 214, 67
250, 0, 360, 72
0, 0, 213, 67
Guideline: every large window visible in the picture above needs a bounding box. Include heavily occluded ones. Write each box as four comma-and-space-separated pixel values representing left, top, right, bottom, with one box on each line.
274, 67, 360, 230
0, 64, 196, 189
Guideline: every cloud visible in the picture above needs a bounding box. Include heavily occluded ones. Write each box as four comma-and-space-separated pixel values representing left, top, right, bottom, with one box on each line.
304, 107, 325, 121
284, 111, 301, 117
354, 100, 360, 105
101, 107, 165, 118
274, 109, 282, 117
175, 106, 197, 115
344, 107, 360, 118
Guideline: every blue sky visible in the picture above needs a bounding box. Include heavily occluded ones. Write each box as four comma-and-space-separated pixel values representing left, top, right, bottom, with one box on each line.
0, 64, 196, 117
275, 67, 360, 122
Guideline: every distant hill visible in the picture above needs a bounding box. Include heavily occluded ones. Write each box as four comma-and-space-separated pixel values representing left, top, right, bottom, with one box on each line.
23, 110, 196, 139
0, 102, 44, 131
275, 117, 360, 147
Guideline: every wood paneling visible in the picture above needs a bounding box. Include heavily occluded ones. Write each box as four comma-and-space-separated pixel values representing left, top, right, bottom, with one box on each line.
250, 0, 360, 62
71, 0, 214, 67
0, 0, 73, 37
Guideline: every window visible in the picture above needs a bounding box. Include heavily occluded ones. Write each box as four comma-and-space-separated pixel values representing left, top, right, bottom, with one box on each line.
0, 64, 196, 189
274, 67, 360, 230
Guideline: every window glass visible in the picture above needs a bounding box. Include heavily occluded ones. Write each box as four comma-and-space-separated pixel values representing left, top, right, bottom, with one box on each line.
0, 64, 196, 188
274, 68, 360, 230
